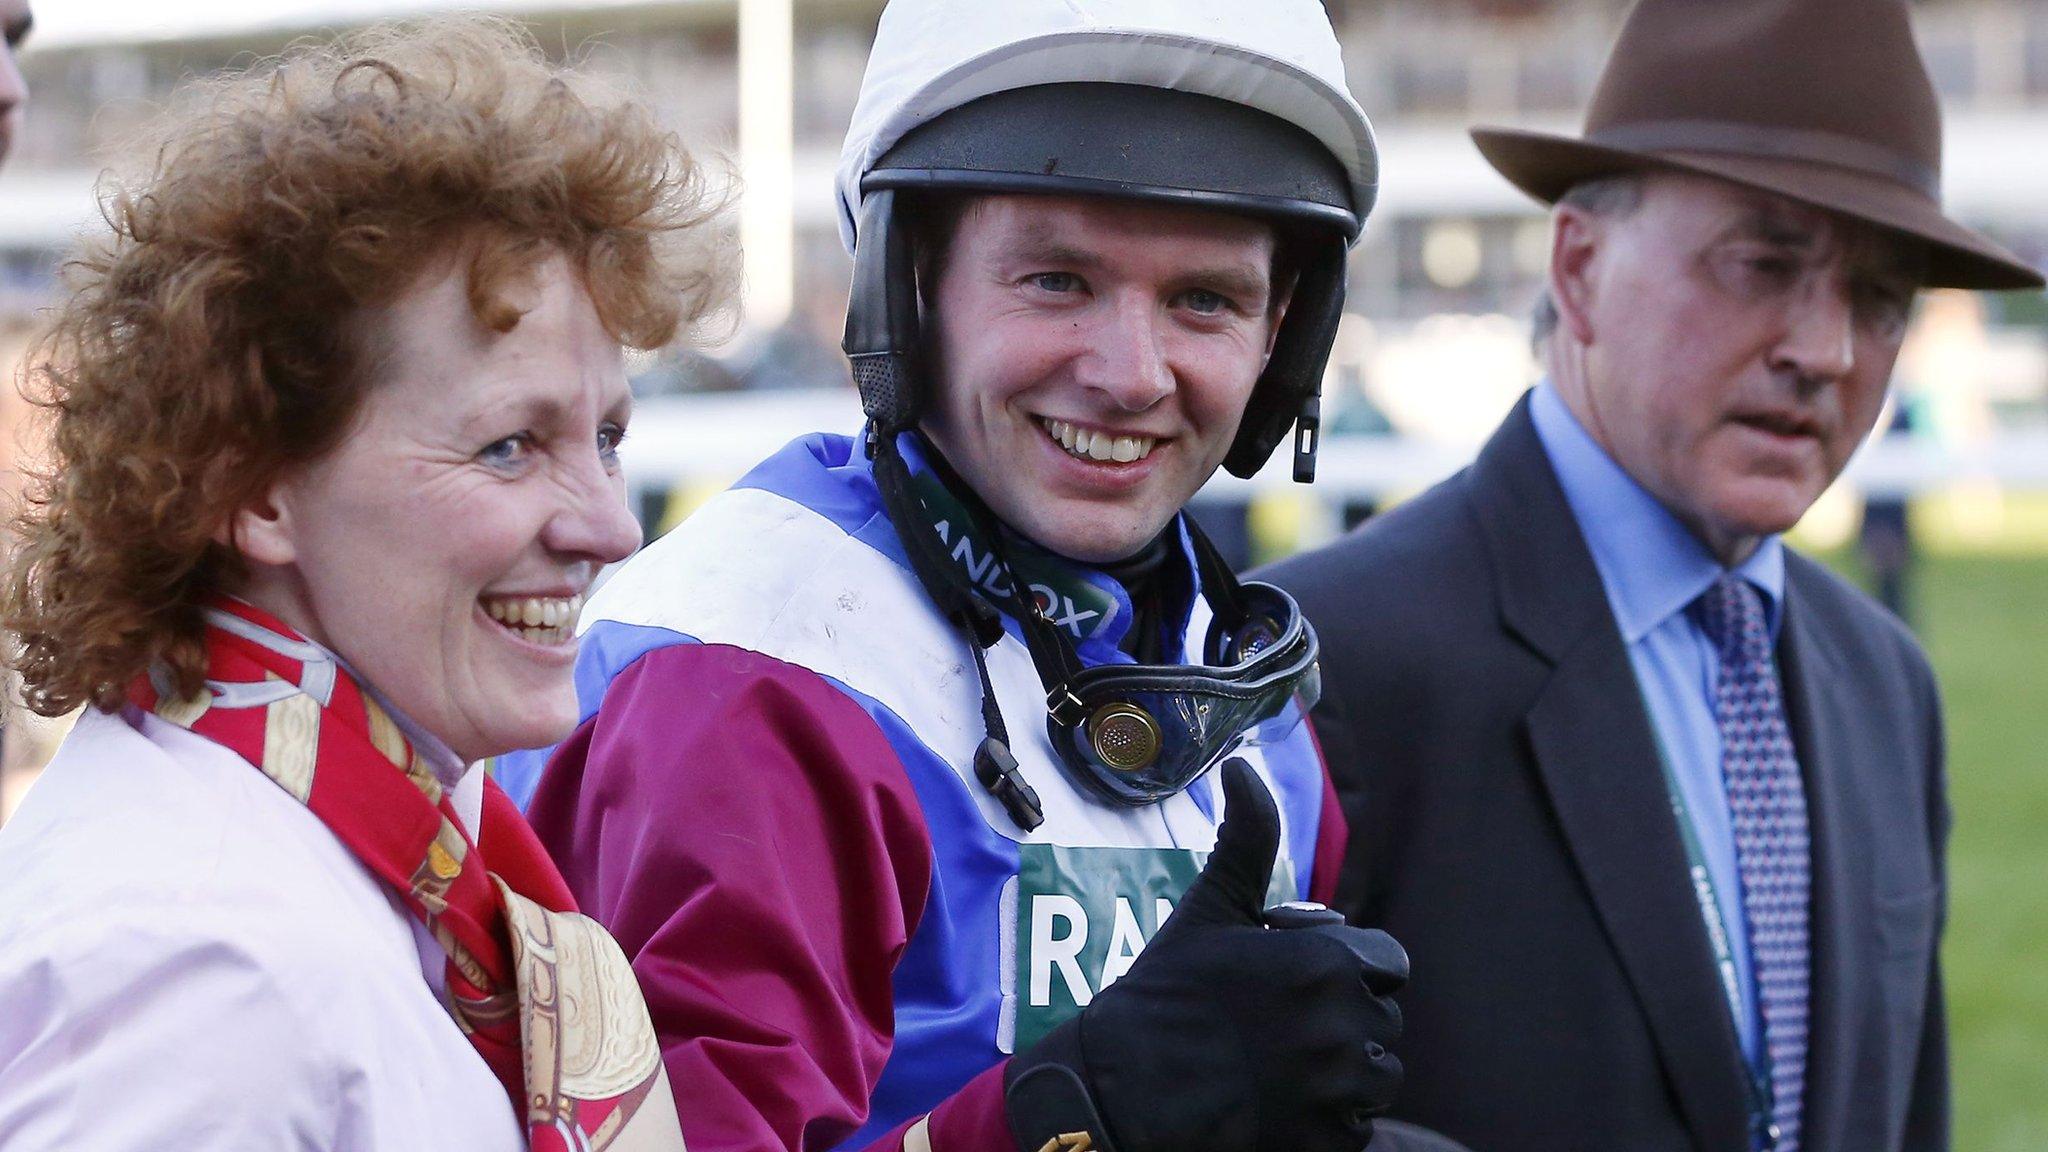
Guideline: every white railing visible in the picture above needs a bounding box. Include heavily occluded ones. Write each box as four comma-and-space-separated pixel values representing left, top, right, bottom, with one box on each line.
616, 389, 2048, 507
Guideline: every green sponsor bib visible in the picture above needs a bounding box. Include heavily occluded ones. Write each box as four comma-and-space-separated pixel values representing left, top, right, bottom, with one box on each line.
1008, 843, 1295, 1051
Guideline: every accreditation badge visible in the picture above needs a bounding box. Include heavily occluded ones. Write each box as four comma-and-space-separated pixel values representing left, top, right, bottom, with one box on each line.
1000, 844, 1294, 1052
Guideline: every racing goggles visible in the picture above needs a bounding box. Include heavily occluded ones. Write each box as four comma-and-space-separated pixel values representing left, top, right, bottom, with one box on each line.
1043, 578, 1321, 807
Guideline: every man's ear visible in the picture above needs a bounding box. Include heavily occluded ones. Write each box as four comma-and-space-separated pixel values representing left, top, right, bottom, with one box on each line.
1548, 205, 1605, 347
219, 481, 298, 569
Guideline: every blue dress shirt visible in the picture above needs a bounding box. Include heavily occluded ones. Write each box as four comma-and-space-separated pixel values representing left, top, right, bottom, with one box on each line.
1528, 381, 1786, 1062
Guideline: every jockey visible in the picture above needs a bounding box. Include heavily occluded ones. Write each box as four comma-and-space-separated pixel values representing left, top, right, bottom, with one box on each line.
509, 3, 1417, 1150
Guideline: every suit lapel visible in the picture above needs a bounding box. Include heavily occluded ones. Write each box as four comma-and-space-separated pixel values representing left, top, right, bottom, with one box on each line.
1775, 574, 1862, 1152
1470, 397, 1753, 1152
1523, 647, 1755, 1152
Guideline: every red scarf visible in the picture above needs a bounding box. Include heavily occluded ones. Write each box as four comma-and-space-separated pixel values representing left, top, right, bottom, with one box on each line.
133, 597, 684, 1151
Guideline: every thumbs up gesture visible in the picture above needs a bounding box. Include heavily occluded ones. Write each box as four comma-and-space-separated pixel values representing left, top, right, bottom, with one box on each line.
1006, 760, 1409, 1152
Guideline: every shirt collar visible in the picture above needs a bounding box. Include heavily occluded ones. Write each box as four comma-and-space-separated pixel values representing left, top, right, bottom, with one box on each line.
1528, 381, 1785, 643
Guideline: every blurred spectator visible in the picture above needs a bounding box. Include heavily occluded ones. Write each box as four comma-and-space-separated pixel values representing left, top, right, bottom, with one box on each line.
1859, 404, 1920, 624
0, 0, 28, 825
0, 0, 27, 168
0, 321, 53, 825
1329, 385, 1395, 532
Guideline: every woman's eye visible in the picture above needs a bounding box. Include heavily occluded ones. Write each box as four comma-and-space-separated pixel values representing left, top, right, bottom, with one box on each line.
479, 432, 533, 468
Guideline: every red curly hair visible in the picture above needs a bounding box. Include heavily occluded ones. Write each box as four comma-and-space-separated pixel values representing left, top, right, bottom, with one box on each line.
3, 16, 732, 717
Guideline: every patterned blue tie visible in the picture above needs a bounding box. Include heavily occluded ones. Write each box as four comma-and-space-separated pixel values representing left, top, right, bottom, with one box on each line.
1697, 574, 1810, 1151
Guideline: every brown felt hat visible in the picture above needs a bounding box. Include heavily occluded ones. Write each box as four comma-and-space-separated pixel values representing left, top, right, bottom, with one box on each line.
1471, 0, 2044, 291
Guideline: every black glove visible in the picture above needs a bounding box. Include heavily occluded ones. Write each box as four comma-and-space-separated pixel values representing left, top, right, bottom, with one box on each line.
1005, 759, 1408, 1152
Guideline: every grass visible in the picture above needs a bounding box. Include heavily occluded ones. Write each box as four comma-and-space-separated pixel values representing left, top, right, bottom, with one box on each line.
1826, 551, 2048, 1151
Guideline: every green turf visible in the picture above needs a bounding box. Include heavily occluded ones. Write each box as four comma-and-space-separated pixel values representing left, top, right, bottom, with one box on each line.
1827, 552, 2048, 1151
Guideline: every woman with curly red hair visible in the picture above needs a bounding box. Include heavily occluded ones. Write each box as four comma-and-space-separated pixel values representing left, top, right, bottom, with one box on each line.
0, 17, 727, 1149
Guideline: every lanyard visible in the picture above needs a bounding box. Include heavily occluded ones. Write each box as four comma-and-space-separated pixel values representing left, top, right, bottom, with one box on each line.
1642, 698, 1782, 1150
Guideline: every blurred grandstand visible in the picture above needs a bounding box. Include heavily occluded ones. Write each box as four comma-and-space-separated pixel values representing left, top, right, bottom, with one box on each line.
4, 0, 2046, 551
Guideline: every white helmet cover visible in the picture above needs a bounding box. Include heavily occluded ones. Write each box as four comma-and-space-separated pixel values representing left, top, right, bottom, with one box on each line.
835, 0, 1378, 251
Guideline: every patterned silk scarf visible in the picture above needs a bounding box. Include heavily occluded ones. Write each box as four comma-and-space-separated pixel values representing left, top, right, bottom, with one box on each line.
131, 597, 685, 1152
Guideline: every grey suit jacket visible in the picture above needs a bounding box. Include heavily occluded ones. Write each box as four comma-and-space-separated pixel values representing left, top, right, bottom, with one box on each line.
1261, 395, 1950, 1152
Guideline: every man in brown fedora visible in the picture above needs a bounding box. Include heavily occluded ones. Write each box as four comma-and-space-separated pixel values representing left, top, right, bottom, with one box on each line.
1263, 1, 2042, 1150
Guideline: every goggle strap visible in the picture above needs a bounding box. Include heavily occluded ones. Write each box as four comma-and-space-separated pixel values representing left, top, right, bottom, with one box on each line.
1045, 686, 1090, 728
1182, 515, 1249, 627
1019, 605, 1086, 686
